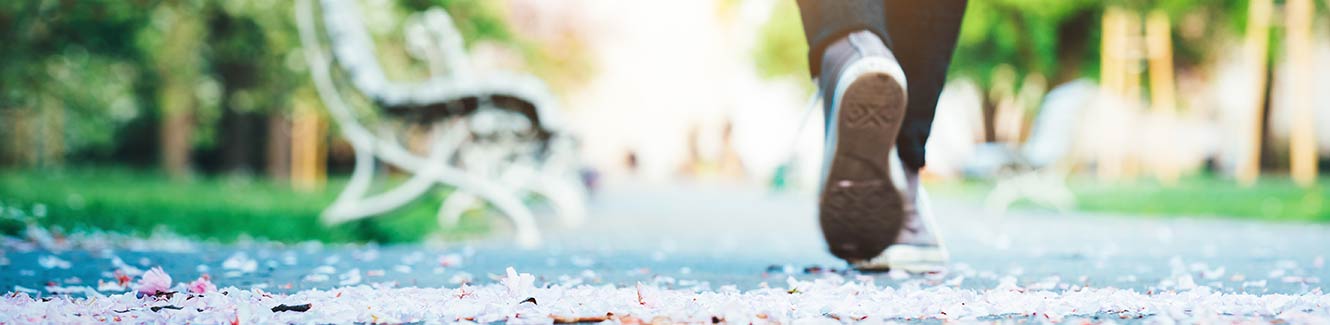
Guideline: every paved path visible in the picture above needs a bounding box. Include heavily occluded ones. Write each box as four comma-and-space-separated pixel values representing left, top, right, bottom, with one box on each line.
3, 181, 1328, 322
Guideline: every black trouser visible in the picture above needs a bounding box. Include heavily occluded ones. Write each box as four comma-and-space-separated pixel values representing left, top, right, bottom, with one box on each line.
797, 0, 967, 170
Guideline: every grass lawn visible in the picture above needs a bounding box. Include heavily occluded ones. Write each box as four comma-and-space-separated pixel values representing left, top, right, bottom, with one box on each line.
1068, 176, 1327, 222
0, 167, 490, 243
929, 175, 1328, 222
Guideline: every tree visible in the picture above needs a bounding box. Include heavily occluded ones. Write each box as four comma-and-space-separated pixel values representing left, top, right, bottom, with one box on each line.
0, 1, 156, 166
1, 0, 529, 179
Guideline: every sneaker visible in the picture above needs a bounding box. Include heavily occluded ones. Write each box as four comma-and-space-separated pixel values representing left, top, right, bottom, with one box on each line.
853, 170, 950, 273
816, 30, 910, 262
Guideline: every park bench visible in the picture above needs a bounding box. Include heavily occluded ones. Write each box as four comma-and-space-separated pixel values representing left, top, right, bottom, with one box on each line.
967, 80, 1098, 214
295, 0, 586, 247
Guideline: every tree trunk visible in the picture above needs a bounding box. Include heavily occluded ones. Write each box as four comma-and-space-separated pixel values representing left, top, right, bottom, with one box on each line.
158, 73, 195, 178
1258, 62, 1277, 173
266, 114, 292, 181
981, 94, 997, 143
1052, 10, 1095, 87
220, 108, 264, 174
155, 4, 205, 180
37, 99, 65, 168
1, 109, 32, 167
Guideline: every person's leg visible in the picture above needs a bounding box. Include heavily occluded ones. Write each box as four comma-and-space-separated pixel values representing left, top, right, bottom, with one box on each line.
796, 0, 889, 79
798, 0, 910, 262
858, 0, 967, 272
796, 0, 967, 268
882, 0, 968, 171
798, 0, 967, 170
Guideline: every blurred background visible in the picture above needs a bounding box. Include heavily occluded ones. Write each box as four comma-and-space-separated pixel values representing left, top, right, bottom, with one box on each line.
1, 0, 1328, 245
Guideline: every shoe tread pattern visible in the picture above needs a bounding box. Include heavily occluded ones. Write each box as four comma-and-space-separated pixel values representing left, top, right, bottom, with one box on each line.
820, 73, 907, 261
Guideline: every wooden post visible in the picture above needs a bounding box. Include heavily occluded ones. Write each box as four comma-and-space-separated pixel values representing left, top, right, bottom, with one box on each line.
1121, 10, 1143, 112
1286, 0, 1318, 187
290, 99, 327, 191
1146, 10, 1181, 185
1120, 10, 1144, 179
1098, 8, 1125, 182
1146, 11, 1177, 115
1098, 8, 1148, 181
1237, 0, 1273, 186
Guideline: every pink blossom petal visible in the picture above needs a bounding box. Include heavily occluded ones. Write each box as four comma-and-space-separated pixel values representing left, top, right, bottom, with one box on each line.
188, 275, 216, 294
135, 267, 172, 296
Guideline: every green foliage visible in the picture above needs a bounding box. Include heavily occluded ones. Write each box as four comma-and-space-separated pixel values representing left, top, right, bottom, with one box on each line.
753, 0, 809, 80
750, 0, 1269, 91
207, 1, 302, 114
953, 0, 1102, 87
0, 0, 527, 162
954, 0, 1267, 87
0, 167, 490, 243
1148, 0, 1254, 68
0, 1, 156, 155
400, 0, 514, 46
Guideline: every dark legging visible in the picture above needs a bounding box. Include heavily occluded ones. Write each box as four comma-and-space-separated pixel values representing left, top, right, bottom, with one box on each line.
797, 0, 967, 170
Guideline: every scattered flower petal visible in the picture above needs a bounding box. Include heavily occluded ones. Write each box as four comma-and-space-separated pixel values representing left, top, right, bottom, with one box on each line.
135, 267, 172, 296
188, 275, 216, 294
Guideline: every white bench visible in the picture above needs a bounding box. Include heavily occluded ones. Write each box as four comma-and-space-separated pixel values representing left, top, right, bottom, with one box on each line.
295, 0, 586, 247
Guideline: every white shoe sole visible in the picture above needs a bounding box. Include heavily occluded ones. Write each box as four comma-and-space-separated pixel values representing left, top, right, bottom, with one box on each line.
818, 56, 911, 261
854, 244, 950, 273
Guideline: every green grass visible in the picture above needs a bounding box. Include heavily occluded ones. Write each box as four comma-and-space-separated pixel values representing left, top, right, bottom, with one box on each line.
928, 175, 1329, 222
1068, 176, 1328, 222
0, 167, 490, 243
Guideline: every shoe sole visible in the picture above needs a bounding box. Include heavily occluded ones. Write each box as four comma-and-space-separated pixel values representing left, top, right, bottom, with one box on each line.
853, 244, 950, 273
819, 60, 909, 262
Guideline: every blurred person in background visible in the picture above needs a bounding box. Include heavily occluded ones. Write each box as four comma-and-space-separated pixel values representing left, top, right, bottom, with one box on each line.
797, 0, 967, 271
